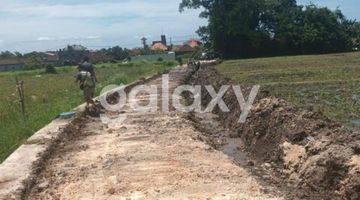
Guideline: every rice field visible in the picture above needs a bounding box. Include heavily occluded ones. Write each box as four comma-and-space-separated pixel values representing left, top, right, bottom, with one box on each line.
216, 52, 360, 125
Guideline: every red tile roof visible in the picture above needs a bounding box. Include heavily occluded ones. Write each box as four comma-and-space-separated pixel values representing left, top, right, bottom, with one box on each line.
151, 42, 168, 51
187, 39, 201, 48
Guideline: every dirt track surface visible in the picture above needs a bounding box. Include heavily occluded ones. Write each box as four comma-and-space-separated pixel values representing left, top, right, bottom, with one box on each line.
27, 67, 282, 200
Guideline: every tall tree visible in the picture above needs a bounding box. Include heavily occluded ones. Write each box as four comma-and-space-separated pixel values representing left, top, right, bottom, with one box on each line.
180, 0, 358, 58
181, 0, 266, 58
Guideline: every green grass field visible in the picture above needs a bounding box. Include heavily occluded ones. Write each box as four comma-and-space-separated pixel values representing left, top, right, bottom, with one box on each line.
217, 52, 360, 125
0, 61, 177, 162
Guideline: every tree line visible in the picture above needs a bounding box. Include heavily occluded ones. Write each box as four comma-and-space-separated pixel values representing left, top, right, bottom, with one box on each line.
180, 0, 360, 58
0, 45, 132, 70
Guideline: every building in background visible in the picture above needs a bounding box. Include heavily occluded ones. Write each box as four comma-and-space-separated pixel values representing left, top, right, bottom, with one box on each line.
149, 35, 202, 54
151, 42, 168, 51
0, 58, 25, 72
187, 39, 201, 48
43, 52, 60, 65
0, 52, 61, 72
151, 35, 168, 51
170, 38, 202, 55
0, 36, 203, 72
152, 35, 167, 46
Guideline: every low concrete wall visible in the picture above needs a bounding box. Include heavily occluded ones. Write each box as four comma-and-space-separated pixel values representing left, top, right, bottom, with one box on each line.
0, 63, 24, 72
0, 107, 85, 199
0, 68, 174, 199
130, 52, 175, 62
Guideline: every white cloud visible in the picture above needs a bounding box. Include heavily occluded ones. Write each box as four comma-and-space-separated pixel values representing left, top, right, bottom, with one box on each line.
86, 36, 100, 39
37, 37, 53, 41
0, 0, 207, 52
0, 1, 180, 19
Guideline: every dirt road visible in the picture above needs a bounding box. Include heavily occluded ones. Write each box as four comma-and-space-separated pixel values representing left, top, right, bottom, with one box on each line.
28, 67, 282, 199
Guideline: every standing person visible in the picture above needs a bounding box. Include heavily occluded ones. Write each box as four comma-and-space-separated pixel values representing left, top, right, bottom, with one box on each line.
76, 56, 97, 107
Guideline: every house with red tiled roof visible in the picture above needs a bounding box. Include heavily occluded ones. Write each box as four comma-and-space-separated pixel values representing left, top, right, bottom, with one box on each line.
187, 39, 202, 48
169, 39, 202, 55
151, 42, 168, 51
151, 35, 168, 51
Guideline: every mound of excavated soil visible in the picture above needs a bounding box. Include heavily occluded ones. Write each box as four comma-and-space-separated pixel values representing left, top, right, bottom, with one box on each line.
187, 65, 360, 199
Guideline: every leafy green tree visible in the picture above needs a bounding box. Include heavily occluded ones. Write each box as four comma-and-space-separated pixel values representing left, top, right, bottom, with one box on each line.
180, 0, 359, 58
14, 52, 23, 57
299, 6, 352, 53
58, 45, 89, 65
105, 46, 130, 61
0, 51, 16, 58
181, 0, 266, 58
45, 64, 57, 74
341, 19, 360, 50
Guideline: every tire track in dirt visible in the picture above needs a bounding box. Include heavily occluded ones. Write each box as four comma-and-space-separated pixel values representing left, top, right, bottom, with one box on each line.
27, 66, 283, 200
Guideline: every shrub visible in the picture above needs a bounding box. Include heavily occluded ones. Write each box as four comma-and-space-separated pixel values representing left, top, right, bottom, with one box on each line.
45, 64, 57, 74
24, 55, 44, 70
176, 57, 183, 65
166, 61, 175, 66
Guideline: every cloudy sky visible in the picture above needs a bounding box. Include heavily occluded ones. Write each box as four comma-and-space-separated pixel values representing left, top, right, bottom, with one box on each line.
0, 0, 358, 52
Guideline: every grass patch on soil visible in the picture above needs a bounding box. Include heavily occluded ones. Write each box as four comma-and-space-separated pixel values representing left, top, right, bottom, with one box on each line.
0, 60, 177, 162
216, 52, 360, 124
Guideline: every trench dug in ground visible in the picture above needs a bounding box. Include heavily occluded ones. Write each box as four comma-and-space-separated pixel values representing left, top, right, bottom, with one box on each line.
186, 65, 360, 200
20, 64, 360, 199
26, 66, 284, 199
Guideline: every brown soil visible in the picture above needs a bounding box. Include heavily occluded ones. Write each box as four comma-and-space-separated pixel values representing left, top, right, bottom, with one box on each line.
26, 66, 282, 200
187, 65, 360, 199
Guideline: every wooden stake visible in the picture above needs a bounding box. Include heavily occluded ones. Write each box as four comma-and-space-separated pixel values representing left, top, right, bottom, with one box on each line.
15, 77, 25, 119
